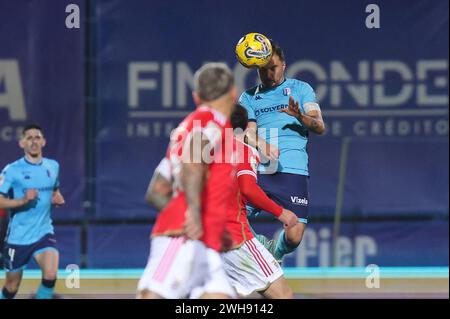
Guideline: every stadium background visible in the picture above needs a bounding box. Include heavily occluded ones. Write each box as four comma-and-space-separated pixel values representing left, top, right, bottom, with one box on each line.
0, 0, 448, 297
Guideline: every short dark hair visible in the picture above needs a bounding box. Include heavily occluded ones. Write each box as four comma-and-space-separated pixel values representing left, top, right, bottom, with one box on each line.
230, 104, 248, 131
270, 40, 285, 62
22, 124, 44, 136
194, 63, 234, 101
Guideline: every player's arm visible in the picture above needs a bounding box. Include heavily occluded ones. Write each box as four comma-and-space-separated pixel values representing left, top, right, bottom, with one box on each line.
52, 189, 65, 207
51, 164, 65, 207
0, 190, 38, 210
279, 96, 325, 135
181, 130, 208, 240
245, 121, 280, 160
238, 174, 297, 228
145, 172, 172, 211
239, 95, 279, 160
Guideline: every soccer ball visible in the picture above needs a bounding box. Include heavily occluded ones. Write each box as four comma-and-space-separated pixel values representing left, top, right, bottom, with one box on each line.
235, 32, 273, 68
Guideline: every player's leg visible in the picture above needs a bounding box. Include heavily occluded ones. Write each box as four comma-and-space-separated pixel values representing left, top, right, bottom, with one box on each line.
193, 248, 235, 299
33, 249, 59, 299
199, 291, 231, 299
260, 276, 293, 299
248, 222, 277, 256
137, 289, 163, 299
1, 241, 32, 299
138, 236, 206, 299
1, 270, 23, 299
273, 221, 306, 261
222, 237, 285, 298
32, 234, 59, 299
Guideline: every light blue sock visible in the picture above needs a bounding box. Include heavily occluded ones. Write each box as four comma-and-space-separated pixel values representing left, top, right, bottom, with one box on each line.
274, 229, 299, 260
36, 283, 54, 299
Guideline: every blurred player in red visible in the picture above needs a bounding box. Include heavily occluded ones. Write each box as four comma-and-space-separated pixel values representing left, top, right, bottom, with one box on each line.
137, 63, 237, 299
220, 104, 297, 298
144, 105, 299, 298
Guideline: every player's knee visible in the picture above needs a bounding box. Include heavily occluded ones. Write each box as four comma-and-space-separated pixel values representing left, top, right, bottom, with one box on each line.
286, 224, 306, 245
42, 267, 58, 280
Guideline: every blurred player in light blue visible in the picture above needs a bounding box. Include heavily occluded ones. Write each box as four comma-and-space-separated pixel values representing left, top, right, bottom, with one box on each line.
0, 124, 65, 299
239, 41, 325, 262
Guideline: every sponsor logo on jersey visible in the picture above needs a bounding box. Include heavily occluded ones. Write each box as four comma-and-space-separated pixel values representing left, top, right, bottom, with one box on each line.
283, 88, 291, 96
254, 104, 288, 116
291, 196, 308, 206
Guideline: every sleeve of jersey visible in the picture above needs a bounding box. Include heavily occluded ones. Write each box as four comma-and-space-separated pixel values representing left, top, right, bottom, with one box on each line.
0, 166, 13, 196
237, 170, 283, 218
301, 82, 321, 113
238, 93, 256, 121
155, 157, 172, 181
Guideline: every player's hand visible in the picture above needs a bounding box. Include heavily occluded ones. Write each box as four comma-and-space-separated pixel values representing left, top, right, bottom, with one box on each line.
184, 209, 203, 240
52, 191, 65, 207
260, 141, 280, 161
24, 189, 38, 203
279, 96, 302, 119
278, 208, 298, 228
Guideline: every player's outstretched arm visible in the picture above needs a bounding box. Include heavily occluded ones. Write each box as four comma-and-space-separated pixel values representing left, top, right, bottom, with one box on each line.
245, 122, 280, 160
0, 189, 38, 209
279, 96, 326, 135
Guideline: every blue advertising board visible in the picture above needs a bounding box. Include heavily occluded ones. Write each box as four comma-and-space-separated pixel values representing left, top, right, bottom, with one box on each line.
0, 0, 85, 219
95, 0, 448, 219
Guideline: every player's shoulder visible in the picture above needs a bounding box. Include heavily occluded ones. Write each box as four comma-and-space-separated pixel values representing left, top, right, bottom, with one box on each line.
287, 78, 312, 89
240, 85, 259, 98
42, 158, 60, 169
1, 158, 24, 174
288, 78, 316, 95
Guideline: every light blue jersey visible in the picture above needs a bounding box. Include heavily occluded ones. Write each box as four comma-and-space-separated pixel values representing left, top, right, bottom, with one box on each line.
0, 157, 60, 245
239, 78, 319, 175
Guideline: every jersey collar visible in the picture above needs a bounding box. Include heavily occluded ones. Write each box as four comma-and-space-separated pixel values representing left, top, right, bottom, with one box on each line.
23, 156, 43, 166
257, 78, 287, 94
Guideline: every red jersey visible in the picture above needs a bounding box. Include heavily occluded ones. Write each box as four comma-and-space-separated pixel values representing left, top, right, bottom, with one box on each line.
152, 106, 238, 252
227, 140, 283, 249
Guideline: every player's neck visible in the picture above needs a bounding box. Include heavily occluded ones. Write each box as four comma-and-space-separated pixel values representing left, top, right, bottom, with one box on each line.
24, 154, 43, 164
261, 77, 286, 91
208, 100, 232, 119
